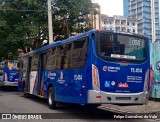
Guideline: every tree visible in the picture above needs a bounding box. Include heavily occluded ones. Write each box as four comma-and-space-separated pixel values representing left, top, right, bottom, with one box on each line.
52, 0, 93, 41
0, 0, 93, 60
0, 0, 48, 59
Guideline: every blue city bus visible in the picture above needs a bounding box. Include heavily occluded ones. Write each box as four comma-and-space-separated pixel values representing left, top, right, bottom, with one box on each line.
22, 29, 150, 109
0, 60, 22, 91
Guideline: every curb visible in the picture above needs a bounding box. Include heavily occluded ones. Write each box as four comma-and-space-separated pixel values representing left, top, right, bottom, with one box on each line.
99, 105, 133, 114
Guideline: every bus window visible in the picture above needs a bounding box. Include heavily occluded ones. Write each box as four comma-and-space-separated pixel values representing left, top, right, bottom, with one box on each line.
100, 34, 114, 56
52, 48, 57, 70
70, 38, 88, 69
57, 45, 64, 70
0, 64, 4, 70
46, 48, 56, 70
0, 64, 4, 74
31, 54, 39, 71
40, 53, 47, 71
98, 32, 146, 63
46, 49, 51, 70
7, 61, 20, 70
63, 43, 72, 69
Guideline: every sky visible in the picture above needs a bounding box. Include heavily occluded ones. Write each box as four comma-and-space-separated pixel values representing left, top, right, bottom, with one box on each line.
93, 0, 160, 16
93, 0, 123, 16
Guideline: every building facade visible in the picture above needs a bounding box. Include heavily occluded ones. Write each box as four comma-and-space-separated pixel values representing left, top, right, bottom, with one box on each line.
101, 15, 138, 33
91, 3, 101, 29
124, 0, 160, 41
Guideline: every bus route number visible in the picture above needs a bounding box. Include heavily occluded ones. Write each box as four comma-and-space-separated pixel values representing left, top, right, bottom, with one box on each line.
131, 68, 142, 73
132, 39, 140, 46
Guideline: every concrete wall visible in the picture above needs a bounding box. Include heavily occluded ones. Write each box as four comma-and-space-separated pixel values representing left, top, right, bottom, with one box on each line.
150, 41, 160, 98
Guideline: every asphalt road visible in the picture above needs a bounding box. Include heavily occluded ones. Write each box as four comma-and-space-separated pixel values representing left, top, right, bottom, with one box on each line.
0, 87, 157, 122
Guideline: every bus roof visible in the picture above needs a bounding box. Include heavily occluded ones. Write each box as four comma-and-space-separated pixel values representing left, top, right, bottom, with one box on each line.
22, 29, 97, 57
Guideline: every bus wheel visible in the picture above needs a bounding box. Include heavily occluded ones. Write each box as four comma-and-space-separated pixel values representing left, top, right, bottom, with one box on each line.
47, 87, 57, 109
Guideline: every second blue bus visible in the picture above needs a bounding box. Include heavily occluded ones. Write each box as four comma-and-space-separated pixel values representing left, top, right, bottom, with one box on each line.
0, 60, 22, 91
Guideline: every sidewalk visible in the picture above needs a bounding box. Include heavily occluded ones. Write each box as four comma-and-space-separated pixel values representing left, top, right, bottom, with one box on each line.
99, 101, 160, 114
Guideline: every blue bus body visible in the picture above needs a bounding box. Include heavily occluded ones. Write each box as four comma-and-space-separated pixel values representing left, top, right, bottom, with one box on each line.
0, 60, 22, 90
22, 30, 150, 108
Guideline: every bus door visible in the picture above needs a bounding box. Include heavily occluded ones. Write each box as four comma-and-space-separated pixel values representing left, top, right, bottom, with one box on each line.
38, 53, 47, 96
27, 57, 32, 93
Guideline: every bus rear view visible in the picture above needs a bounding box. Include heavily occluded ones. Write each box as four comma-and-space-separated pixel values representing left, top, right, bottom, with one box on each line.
89, 30, 150, 105
0, 60, 20, 87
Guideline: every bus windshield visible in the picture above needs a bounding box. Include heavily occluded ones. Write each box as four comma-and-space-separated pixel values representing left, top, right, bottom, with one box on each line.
7, 61, 20, 71
98, 32, 146, 62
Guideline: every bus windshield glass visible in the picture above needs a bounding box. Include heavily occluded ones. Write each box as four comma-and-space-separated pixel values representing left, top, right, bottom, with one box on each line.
7, 61, 20, 71
98, 32, 146, 62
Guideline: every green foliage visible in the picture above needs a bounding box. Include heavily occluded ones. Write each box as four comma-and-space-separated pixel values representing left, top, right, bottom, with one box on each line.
0, 0, 93, 60
53, 0, 93, 40
0, 0, 48, 59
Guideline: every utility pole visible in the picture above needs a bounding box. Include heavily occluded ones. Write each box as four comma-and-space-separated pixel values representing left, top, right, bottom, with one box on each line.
48, 0, 53, 44
151, 0, 156, 43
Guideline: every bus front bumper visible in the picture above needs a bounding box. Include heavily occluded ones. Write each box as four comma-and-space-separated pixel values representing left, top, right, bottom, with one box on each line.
87, 90, 148, 105
4, 81, 18, 86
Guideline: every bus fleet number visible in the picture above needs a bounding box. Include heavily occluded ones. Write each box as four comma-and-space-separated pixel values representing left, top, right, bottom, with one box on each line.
131, 68, 142, 73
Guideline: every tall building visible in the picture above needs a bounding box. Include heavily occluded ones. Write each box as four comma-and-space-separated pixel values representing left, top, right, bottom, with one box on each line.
123, 0, 129, 16
101, 15, 138, 33
123, 0, 160, 42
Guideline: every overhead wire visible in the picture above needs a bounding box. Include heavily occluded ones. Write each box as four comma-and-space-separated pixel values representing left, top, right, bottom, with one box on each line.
0, 9, 47, 11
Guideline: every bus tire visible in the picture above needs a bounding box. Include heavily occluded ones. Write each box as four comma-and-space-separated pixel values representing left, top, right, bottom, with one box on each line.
47, 87, 57, 109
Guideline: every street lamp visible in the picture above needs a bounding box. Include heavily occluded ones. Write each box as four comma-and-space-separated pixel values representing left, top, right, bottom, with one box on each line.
48, 0, 53, 44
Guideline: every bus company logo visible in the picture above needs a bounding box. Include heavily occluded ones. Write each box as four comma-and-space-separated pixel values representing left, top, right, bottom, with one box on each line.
106, 66, 120, 72
58, 71, 65, 84
118, 83, 128, 88
103, 66, 108, 71
60, 71, 63, 80
48, 72, 56, 80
